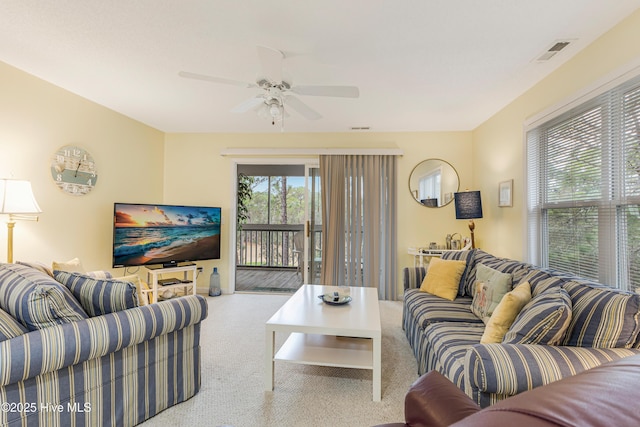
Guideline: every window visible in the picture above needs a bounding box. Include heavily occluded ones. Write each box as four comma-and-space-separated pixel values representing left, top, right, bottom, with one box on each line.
526, 74, 640, 292
418, 167, 441, 206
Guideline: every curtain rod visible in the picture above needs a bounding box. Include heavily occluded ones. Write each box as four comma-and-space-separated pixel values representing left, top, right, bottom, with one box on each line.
220, 148, 404, 156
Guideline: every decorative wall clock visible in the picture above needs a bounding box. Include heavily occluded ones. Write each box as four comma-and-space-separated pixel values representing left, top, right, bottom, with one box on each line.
50, 145, 98, 196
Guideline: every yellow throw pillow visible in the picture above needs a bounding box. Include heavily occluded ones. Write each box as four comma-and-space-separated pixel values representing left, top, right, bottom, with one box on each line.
419, 257, 466, 301
480, 281, 532, 343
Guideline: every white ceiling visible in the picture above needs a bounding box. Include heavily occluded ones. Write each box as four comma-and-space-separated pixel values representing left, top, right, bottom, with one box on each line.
0, 1, 638, 133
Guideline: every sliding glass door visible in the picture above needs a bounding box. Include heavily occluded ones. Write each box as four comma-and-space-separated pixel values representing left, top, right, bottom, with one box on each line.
234, 161, 321, 292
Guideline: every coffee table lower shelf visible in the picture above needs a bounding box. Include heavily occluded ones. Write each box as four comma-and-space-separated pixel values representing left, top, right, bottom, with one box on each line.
275, 333, 373, 369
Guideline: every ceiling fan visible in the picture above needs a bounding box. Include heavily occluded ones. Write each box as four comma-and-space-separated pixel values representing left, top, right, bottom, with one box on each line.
179, 46, 359, 126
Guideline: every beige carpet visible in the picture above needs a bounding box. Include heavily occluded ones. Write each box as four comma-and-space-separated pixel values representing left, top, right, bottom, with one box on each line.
139, 292, 419, 427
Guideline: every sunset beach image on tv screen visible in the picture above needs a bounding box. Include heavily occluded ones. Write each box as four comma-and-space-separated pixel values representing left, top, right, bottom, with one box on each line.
113, 203, 221, 267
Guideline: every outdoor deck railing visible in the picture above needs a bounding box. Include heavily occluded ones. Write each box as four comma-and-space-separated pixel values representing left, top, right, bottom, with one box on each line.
236, 224, 322, 268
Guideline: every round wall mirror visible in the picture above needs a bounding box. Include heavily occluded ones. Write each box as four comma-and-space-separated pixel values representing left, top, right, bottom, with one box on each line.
408, 159, 460, 207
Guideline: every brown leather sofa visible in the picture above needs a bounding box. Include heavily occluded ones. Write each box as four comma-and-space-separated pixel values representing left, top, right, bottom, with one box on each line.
375, 353, 640, 427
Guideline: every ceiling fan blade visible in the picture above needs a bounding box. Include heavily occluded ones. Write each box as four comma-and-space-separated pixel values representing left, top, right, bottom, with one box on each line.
285, 96, 322, 120
291, 85, 360, 98
231, 96, 265, 113
256, 46, 283, 84
178, 71, 255, 88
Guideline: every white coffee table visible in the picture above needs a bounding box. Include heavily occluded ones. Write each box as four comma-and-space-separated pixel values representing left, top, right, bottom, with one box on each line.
265, 284, 382, 401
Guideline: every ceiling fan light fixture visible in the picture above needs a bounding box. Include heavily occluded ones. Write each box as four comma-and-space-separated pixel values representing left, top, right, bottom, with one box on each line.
269, 103, 281, 118
264, 98, 284, 125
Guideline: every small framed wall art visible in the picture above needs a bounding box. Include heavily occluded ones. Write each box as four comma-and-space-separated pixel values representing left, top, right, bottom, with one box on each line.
498, 179, 513, 207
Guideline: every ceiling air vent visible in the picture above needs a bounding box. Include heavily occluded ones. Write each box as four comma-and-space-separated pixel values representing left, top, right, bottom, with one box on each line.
535, 40, 573, 62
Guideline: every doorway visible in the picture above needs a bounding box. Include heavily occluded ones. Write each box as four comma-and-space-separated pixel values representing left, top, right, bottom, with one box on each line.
233, 161, 321, 293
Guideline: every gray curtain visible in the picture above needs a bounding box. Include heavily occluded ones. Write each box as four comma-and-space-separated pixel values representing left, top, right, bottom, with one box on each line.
319, 155, 398, 300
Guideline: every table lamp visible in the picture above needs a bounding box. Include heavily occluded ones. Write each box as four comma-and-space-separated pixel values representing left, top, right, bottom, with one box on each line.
454, 190, 482, 249
0, 179, 42, 263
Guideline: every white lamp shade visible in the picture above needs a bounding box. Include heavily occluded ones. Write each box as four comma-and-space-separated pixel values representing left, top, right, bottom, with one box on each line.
0, 179, 42, 214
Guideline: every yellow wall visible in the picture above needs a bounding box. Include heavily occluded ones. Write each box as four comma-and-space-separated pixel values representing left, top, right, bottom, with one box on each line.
163, 132, 474, 294
0, 56, 473, 296
473, 8, 640, 260
2, 8, 640, 296
0, 61, 164, 272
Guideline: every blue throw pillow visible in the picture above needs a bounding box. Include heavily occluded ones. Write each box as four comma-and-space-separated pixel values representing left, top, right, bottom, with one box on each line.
503, 287, 572, 346
54, 270, 139, 317
0, 263, 88, 331
562, 281, 640, 348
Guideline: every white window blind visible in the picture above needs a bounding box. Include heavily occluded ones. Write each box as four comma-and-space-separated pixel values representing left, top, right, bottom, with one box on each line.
526, 74, 640, 291
418, 168, 441, 203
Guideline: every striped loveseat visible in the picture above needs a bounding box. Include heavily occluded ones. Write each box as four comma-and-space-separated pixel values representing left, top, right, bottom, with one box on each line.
0, 262, 208, 426
403, 249, 640, 408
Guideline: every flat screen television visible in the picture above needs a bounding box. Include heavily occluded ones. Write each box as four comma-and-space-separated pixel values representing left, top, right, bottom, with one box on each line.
112, 202, 221, 268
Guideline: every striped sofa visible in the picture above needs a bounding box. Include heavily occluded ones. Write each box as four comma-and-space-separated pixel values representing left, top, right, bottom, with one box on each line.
0, 263, 208, 426
403, 249, 640, 408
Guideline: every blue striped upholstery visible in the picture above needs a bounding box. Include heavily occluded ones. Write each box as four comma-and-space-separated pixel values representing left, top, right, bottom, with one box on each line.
54, 270, 139, 316
465, 343, 640, 407
402, 267, 427, 290
0, 307, 27, 342
465, 250, 533, 297
562, 280, 640, 348
0, 263, 88, 331
441, 250, 476, 296
404, 289, 479, 329
520, 269, 568, 297
421, 322, 485, 384
0, 295, 207, 426
403, 288, 479, 374
402, 253, 640, 408
503, 287, 572, 345
403, 301, 426, 366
